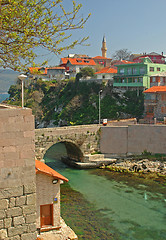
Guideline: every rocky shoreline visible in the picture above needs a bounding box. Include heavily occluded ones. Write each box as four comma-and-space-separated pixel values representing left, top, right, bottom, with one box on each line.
103, 158, 166, 176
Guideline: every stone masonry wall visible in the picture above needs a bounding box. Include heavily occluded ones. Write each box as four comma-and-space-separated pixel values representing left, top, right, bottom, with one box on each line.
100, 124, 166, 155
0, 105, 36, 240
35, 124, 100, 160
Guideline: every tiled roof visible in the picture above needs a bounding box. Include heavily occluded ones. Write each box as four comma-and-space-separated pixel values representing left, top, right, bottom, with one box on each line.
112, 60, 135, 66
29, 67, 65, 75
144, 86, 166, 93
95, 66, 117, 74
61, 58, 70, 64
35, 160, 68, 182
67, 58, 96, 66
93, 56, 111, 60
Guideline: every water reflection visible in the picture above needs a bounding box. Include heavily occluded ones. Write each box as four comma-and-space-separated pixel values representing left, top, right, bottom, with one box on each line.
44, 142, 166, 240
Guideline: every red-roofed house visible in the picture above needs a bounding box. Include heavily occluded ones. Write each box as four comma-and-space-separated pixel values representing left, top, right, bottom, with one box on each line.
35, 160, 68, 233
65, 58, 96, 78
131, 52, 166, 64
29, 67, 66, 80
144, 86, 166, 119
95, 66, 117, 83
92, 56, 112, 67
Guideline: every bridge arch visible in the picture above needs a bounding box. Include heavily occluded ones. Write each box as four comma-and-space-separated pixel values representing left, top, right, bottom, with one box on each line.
43, 140, 84, 162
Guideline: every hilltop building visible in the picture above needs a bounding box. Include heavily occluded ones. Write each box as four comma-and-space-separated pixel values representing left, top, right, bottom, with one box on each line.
113, 57, 166, 90
95, 66, 117, 83
130, 52, 166, 64
144, 86, 166, 119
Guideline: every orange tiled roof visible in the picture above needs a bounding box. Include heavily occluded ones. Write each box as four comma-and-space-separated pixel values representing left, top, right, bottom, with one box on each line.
95, 66, 117, 74
29, 67, 65, 75
29, 67, 47, 75
35, 160, 68, 182
93, 56, 111, 60
61, 58, 70, 64
67, 58, 96, 66
112, 60, 135, 66
144, 86, 166, 93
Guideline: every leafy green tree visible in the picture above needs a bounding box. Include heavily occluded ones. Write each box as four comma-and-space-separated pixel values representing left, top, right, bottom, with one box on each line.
79, 67, 95, 78
0, 0, 90, 71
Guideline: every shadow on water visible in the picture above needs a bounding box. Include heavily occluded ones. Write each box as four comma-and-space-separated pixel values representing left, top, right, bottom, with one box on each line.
44, 143, 166, 240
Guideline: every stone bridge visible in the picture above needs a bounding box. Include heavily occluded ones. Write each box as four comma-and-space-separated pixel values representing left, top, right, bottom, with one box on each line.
35, 124, 100, 161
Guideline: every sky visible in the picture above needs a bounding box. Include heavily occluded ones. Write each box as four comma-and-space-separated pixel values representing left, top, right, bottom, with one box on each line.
38, 0, 166, 66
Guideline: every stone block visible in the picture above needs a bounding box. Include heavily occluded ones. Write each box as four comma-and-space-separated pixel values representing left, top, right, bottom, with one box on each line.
9, 235, 21, 240
15, 196, 26, 206
26, 193, 36, 205
0, 220, 4, 229
4, 217, 12, 228
0, 199, 8, 209
23, 183, 36, 195
13, 216, 25, 226
6, 207, 22, 218
25, 213, 36, 224
0, 210, 6, 219
0, 229, 7, 239
21, 232, 37, 240
0, 186, 23, 198
27, 223, 36, 233
8, 225, 27, 237
22, 205, 36, 215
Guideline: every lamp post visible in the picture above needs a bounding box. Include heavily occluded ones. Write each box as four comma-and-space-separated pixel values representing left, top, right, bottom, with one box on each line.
18, 74, 27, 108
99, 90, 102, 125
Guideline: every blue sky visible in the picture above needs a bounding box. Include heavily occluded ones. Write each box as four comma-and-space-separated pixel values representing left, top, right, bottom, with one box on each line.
41, 0, 166, 66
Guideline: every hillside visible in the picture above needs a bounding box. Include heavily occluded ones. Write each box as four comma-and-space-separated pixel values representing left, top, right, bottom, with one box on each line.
6, 79, 144, 127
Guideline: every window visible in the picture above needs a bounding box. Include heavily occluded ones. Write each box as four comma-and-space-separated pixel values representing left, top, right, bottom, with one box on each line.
147, 106, 154, 113
161, 94, 166, 101
139, 77, 143, 83
84, 60, 90, 63
76, 60, 82, 63
150, 67, 154, 72
40, 204, 53, 228
157, 67, 160, 71
152, 77, 156, 82
119, 68, 124, 74
127, 68, 132, 75
153, 57, 156, 60
133, 67, 137, 75
140, 67, 146, 74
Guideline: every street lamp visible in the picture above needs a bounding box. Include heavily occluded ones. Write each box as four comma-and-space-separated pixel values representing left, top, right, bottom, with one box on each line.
18, 74, 27, 108
99, 90, 102, 125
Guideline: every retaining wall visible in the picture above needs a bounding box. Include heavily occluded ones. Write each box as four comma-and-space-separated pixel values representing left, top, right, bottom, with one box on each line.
100, 124, 166, 155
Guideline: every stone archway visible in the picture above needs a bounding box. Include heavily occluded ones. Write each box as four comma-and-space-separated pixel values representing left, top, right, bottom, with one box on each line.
42, 140, 84, 163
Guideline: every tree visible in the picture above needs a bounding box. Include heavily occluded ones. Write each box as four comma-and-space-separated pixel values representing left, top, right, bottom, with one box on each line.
75, 67, 95, 83
0, 0, 90, 71
79, 67, 95, 78
112, 49, 131, 60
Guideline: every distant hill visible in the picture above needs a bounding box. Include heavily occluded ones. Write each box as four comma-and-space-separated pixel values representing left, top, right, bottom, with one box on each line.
0, 69, 18, 102
0, 69, 18, 93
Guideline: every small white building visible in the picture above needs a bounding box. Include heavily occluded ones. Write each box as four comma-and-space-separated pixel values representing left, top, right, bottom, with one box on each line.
95, 66, 117, 83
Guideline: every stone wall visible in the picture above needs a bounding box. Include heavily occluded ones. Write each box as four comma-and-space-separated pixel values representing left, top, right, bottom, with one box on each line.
0, 105, 36, 240
100, 124, 166, 155
35, 125, 100, 160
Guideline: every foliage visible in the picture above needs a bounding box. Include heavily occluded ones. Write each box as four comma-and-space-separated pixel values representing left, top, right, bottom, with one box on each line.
0, 0, 90, 71
112, 48, 131, 60
7, 79, 144, 126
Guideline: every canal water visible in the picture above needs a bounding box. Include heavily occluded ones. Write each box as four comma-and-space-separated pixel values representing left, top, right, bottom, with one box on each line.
44, 143, 166, 240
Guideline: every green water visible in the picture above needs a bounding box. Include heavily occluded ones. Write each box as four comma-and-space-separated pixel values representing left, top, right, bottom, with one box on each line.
44, 143, 166, 240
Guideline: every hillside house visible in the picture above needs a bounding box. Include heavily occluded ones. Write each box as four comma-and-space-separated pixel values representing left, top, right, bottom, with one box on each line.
130, 52, 166, 64
95, 66, 117, 84
29, 67, 66, 81
113, 57, 166, 90
144, 86, 166, 119
60, 57, 96, 78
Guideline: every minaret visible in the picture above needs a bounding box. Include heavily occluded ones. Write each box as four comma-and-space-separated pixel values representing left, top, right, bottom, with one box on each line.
101, 35, 107, 58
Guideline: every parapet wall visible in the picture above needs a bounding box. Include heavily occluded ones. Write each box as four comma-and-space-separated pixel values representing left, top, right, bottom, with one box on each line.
0, 105, 36, 239
100, 124, 166, 155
